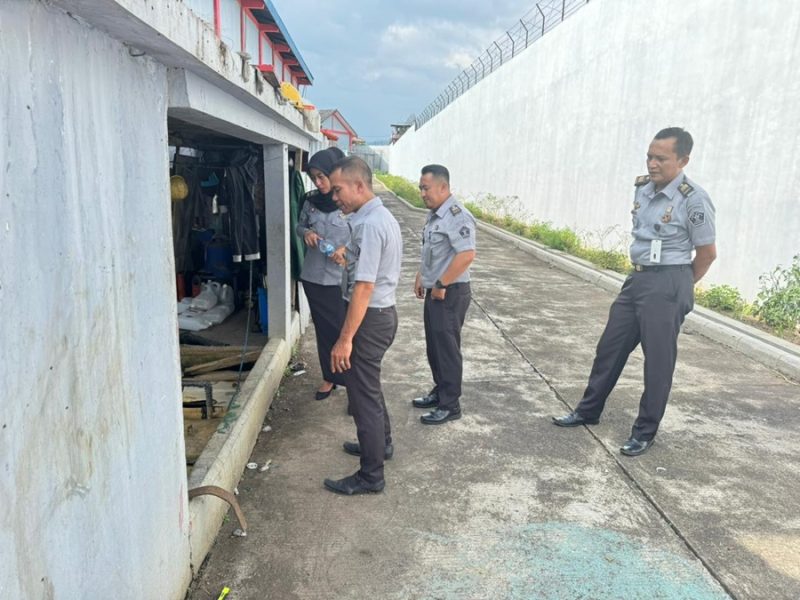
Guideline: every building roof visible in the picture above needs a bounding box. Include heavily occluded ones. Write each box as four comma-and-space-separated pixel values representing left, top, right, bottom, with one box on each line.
249, 0, 314, 85
319, 109, 358, 136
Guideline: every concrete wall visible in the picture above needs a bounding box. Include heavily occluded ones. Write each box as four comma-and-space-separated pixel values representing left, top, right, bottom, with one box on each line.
389, 0, 800, 299
0, 3, 189, 598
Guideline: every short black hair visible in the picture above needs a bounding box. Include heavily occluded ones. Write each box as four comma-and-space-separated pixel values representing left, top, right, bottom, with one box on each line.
654, 127, 693, 157
331, 155, 373, 189
421, 164, 450, 184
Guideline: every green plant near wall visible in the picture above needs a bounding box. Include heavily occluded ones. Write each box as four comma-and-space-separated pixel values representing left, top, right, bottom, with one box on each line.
755, 255, 800, 333
695, 284, 750, 315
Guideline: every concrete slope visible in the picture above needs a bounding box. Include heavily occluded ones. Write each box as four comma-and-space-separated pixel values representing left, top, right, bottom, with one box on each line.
188, 193, 799, 600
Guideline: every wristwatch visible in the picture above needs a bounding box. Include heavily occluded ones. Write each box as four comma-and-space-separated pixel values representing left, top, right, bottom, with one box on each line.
434, 279, 447, 289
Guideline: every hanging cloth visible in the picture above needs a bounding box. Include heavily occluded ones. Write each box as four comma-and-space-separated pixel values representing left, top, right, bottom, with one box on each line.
289, 166, 306, 279
220, 150, 261, 262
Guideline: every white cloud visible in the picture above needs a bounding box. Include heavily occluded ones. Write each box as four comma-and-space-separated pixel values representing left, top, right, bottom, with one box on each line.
444, 50, 478, 70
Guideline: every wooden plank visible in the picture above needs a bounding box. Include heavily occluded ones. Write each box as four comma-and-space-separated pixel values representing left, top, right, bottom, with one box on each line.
180, 345, 249, 368
180, 344, 246, 355
183, 370, 251, 382
184, 350, 262, 375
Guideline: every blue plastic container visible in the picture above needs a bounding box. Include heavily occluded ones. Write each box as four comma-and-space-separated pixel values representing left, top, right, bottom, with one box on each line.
257, 287, 269, 335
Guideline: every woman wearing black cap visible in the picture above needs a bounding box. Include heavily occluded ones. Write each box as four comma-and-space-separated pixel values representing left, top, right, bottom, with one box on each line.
296, 147, 349, 400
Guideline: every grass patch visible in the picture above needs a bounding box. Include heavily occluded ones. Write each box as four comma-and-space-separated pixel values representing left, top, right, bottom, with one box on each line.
375, 172, 425, 208
465, 201, 631, 274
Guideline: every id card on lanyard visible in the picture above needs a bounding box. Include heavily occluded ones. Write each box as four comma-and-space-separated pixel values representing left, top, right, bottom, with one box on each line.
650, 239, 662, 264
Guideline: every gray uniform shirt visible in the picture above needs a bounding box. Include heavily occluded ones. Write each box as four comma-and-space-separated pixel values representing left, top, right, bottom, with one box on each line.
343, 196, 403, 308
420, 195, 477, 289
630, 173, 716, 266
296, 198, 351, 286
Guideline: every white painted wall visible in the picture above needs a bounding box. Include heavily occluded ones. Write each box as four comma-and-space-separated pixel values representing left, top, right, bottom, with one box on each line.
389, 0, 800, 299
0, 4, 190, 598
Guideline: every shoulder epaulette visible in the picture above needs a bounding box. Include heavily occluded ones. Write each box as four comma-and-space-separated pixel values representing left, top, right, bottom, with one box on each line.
449, 205, 462, 216
678, 181, 695, 197
634, 175, 650, 187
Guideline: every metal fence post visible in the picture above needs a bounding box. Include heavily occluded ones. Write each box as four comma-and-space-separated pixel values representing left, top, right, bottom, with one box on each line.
520, 18, 529, 49
536, 3, 545, 37
507, 31, 515, 57
562, 0, 566, 20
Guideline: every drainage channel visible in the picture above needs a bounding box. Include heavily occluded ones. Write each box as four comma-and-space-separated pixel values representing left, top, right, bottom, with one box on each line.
470, 293, 738, 600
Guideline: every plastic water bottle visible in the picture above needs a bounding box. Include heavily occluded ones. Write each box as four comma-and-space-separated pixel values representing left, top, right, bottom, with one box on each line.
317, 239, 335, 257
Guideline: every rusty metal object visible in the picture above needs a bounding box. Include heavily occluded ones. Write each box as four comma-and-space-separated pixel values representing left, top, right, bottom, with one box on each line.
188, 486, 247, 534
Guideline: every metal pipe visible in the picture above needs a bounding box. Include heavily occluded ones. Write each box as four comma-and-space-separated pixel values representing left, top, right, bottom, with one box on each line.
507, 31, 515, 57
520, 18, 529, 48
494, 41, 503, 65
478, 55, 486, 77
562, 0, 566, 21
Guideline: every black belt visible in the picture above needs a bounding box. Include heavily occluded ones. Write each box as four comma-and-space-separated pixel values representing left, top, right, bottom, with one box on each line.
425, 282, 471, 291
344, 303, 396, 313
365, 305, 395, 313
632, 264, 691, 272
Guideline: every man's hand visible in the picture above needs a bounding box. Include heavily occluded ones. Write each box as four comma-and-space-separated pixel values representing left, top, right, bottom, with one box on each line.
304, 230, 321, 247
414, 272, 424, 299
331, 337, 353, 373
431, 286, 447, 301
330, 246, 347, 266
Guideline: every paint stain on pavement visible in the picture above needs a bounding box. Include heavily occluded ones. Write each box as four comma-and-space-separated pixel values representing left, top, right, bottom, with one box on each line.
396, 522, 729, 600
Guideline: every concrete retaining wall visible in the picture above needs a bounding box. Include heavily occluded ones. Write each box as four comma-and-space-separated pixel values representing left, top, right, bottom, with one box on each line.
389, 0, 800, 299
0, 3, 190, 598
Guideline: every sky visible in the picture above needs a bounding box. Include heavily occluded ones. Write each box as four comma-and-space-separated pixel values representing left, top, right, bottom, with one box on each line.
273, 0, 534, 143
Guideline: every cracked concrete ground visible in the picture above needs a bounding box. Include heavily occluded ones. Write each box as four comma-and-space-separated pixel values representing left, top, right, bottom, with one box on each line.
187, 192, 800, 600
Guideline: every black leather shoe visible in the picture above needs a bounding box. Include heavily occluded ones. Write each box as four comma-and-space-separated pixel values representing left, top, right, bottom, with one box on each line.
551, 412, 600, 427
420, 407, 461, 425
342, 441, 394, 460
315, 384, 336, 401
323, 473, 385, 495
620, 438, 654, 456
412, 392, 439, 408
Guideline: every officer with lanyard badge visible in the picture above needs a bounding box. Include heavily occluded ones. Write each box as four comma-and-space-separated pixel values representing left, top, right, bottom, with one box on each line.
553, 128, 716, 456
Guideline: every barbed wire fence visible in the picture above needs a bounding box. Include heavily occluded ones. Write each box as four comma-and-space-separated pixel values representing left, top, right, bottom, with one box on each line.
414, 0, 591, 129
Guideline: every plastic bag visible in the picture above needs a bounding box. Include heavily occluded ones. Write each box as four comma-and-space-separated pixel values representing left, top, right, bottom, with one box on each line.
201, 303, 233, 326
177, 298, 193, 315
191, 281, 220, 311
219, 284, 234, 308
179, 313, 211, 331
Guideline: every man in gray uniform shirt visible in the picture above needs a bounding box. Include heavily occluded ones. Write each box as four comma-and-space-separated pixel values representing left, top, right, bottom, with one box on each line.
553, 127, 717, 456
412, 165, 477, 424
325, 156, 402, 495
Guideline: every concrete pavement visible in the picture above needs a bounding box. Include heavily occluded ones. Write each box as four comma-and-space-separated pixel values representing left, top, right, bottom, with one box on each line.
187, 192, 800, 600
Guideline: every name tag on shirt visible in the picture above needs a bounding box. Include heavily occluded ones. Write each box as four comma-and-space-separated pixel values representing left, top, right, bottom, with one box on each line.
650, 239, 662, 264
